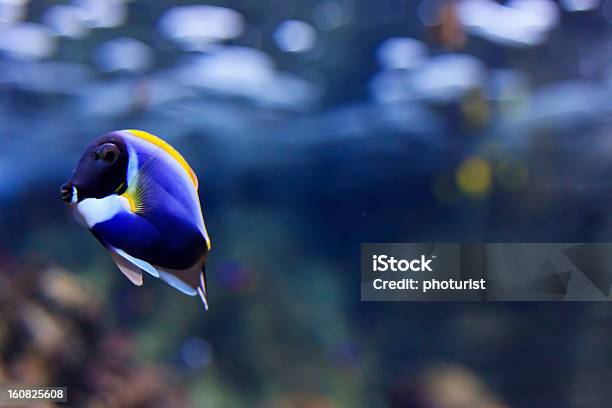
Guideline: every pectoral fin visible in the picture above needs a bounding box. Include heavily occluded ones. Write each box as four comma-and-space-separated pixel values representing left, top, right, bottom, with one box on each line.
112, 247, 159, 277
122, 154, 161, 214
110, 252, 143, 286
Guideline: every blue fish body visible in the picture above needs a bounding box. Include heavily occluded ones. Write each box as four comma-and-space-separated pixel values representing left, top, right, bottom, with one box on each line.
61, 129, 211, 309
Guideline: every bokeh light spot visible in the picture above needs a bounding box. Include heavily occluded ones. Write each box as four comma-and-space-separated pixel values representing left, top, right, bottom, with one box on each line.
181, 337, 212, 369
274, 20, 317, 53
95, 38, 153, 73
376, 37, 426, 70
456, 157, 492, 196
312, 0, 352, 30
42, 5, 88, 39
561, 0, 600, 11
159, 5, 244, 51
0, 23, 56, 60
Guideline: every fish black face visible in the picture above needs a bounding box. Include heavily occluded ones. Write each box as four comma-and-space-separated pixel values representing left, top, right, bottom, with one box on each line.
61, 134, 129, 203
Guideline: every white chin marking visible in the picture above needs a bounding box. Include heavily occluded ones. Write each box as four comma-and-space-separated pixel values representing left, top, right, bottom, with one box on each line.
76, 195, 131, 228
71, 186, 78, 204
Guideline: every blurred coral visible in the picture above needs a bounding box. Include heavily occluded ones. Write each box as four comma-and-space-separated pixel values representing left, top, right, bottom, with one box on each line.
0, 257, 188, 407
390, 363, 509, 408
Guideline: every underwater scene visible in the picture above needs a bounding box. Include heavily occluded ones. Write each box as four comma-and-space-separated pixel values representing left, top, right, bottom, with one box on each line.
2, 0, 612, 407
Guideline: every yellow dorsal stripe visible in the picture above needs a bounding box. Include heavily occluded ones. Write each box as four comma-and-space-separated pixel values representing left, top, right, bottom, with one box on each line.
127, 129, 199, 190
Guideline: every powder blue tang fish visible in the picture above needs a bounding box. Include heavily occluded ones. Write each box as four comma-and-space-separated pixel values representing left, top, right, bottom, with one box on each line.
60, 129, 211, 310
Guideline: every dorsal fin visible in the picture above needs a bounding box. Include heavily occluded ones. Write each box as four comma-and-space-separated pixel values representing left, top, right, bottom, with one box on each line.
126, 129, 199, 190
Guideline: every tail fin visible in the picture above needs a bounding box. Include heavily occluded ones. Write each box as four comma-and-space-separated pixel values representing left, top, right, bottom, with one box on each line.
197, 265, 209, 311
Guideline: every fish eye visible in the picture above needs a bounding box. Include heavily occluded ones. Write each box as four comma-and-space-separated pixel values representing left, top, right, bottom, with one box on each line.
98, 143, 120, 164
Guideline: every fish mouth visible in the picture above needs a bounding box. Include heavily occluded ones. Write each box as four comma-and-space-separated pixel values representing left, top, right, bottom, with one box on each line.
60, 183, 78, 204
